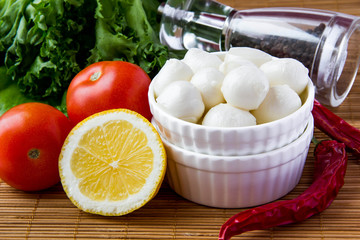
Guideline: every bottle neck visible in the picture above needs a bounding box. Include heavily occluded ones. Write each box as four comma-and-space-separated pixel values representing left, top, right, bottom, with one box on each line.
158, 1, 234, 51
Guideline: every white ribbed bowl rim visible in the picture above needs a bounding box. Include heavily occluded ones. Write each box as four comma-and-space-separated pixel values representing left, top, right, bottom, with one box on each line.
148, 75, 315, 156
155, 115, 314, 172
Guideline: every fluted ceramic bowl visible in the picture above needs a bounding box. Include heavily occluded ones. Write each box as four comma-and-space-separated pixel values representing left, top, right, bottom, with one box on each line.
148, 76, 314, 156
154, 116, 313, 208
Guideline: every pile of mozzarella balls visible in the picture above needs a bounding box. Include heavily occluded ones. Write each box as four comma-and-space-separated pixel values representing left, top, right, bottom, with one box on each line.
153, 47, 310, 128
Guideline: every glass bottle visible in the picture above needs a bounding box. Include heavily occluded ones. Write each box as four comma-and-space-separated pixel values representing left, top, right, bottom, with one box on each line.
158, 0, 360, 107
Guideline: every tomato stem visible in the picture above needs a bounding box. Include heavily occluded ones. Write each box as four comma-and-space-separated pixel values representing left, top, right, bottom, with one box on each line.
28, 149, 40, 159
90, 72, 101, 81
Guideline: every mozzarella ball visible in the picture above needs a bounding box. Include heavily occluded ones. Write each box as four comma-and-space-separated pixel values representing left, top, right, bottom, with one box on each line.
190, 68, 225, 110
182, 48, 222, 72
153, 58, 193, 97
156, 81, 205, 123
219, 55, 257, 75
226, 47, 273, 67
202, 103, 256, 127
252, 85, 302, 124
260, 58, 309, 94
221, 65, 269, 110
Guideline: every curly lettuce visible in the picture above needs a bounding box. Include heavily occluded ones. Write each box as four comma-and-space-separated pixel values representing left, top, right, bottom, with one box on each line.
89, 0, 168, 78
0, 0, 168, 112
1, 0, 97, 100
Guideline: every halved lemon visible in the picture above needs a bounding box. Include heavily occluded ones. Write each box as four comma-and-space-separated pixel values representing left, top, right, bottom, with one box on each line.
59, 109, 166, 216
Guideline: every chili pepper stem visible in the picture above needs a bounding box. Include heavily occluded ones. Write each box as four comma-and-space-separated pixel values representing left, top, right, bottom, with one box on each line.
311, 137, 320, 145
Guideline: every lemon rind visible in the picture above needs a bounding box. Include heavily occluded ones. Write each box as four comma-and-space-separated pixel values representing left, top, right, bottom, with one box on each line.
59, 109, 166, 216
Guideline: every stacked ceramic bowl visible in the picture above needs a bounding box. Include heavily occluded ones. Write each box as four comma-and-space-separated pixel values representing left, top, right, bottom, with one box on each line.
148, 48, 315, 208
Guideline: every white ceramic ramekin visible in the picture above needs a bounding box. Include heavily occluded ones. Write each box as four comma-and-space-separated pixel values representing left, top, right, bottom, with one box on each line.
154, 116, 313, 208
149, 77, 314, 156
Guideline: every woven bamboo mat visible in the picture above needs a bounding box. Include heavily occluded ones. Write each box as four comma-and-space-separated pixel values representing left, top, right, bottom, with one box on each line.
1, 0, 360, 239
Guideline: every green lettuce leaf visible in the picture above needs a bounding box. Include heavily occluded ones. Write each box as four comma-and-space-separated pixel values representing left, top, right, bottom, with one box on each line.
88, 0, 168, 78
0, 0, 168, 113
1, 0, 97, 101
0, 66, 67, 115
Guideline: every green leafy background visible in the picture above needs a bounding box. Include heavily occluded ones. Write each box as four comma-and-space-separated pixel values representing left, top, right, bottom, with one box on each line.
0, 0, 168, 115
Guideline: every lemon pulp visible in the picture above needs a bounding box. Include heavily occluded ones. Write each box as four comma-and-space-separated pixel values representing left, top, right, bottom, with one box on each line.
59, 109, 166, 216
71, 119, 153, 201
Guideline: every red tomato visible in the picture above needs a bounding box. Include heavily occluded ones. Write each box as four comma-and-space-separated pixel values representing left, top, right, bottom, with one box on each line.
0, 103, 73, 191
66, 61, 152, 124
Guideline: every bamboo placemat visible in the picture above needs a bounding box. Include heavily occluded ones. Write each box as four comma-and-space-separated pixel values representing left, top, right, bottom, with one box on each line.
1, 0, 360, 239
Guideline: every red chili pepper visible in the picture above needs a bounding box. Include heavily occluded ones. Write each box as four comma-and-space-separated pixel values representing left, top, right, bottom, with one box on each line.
218, 140, 347, 240
312, 99, 360, 157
